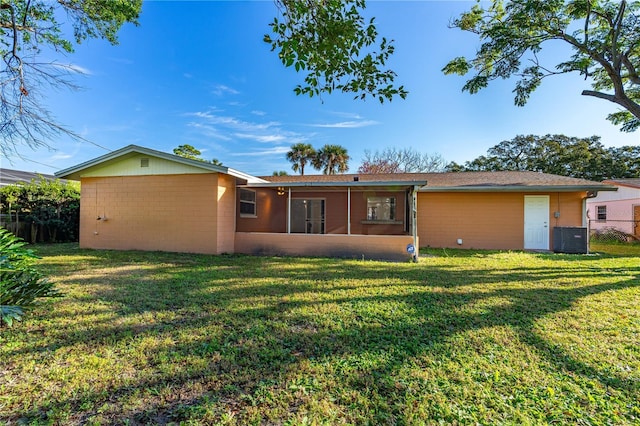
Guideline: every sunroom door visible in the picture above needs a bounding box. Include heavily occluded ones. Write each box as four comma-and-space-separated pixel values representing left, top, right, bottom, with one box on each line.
291, 199, 325, 234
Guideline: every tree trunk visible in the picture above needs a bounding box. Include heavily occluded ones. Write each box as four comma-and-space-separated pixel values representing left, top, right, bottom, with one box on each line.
30, 223, 37, 244
582, 90, 640, 123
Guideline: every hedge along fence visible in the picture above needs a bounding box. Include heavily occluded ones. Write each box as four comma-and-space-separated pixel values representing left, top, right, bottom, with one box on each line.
0, 178, 80, 243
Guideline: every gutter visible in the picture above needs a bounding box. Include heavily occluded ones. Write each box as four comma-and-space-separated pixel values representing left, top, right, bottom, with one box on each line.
419, 185, 618, 193
244, 181, 428, 189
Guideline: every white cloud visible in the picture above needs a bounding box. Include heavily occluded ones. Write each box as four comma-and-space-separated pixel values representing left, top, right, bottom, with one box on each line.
310, 120, 379, 128
52, 62, 92, 75
185, 110, 311, 148
188, 111, 278, 131
234, 133, 286, 143
50, 152, 73, 160
229, 146, 291, 156
187, 122, 232, 141
327, 111, 364, 120
251, 110, 267, 116
212, 84, 240, 96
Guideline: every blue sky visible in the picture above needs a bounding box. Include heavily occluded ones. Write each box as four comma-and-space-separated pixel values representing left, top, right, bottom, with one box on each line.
3, 0, 639, 176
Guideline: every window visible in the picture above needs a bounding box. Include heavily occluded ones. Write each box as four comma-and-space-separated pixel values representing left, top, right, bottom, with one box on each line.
597, 205, 607, 221
367, 197, 396, 221
239, 189, 256, 216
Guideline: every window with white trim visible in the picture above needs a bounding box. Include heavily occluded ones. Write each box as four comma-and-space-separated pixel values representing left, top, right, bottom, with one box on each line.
367, 197, 396, 221
240, 189, 256, 217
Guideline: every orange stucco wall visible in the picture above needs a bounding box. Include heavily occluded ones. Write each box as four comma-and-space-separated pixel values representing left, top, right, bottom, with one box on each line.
417, 192, 586, 250
216, 174, 237, 254
235, 232, 416, 261
80, 173, 233, 254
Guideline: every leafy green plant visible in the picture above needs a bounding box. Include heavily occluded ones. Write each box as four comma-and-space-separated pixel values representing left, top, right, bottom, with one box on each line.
0, 177, 80, 243
0, 227, 60, 327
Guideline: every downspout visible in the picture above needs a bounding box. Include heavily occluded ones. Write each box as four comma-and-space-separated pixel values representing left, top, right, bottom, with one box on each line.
287, 187, 291, 234
347, 186, 351, 235
412, 185, 419, 261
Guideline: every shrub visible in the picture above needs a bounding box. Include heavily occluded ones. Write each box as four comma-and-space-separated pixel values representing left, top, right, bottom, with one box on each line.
0, 177, 80, 243
0, 227, 61, 327
590, 227, 633, 243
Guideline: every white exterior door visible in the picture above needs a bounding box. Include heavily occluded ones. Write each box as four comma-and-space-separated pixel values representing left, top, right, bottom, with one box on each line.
524, 195, 550, 250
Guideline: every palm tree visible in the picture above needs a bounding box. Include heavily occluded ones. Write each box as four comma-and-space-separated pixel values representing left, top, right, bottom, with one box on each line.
286, 143, 316, 175
313, 144, 350, 175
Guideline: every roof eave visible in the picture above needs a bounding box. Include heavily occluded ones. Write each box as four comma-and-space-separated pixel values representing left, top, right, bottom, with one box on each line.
603, 181, 640, 190
244, 181, 428, 189
227, 168, 269, 184
420, 185, 618, 192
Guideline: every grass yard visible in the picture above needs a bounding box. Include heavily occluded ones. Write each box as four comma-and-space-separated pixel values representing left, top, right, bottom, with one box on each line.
590, 241, 640, 257
1, 245, 639, 425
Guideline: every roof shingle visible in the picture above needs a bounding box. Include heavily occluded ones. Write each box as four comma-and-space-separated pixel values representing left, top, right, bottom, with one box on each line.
603, 178, 640, 189
260, 171, 613, 190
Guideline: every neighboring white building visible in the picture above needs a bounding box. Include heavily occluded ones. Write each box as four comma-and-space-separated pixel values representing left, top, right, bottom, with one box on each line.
587, 179, 640, 238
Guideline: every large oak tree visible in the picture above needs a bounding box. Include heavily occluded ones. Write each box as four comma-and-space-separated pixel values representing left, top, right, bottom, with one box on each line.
443, 0, 640, 132
446, 134, 640, 180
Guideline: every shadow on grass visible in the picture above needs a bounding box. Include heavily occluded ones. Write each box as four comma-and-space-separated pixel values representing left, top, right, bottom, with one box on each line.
3, 246, 639, 424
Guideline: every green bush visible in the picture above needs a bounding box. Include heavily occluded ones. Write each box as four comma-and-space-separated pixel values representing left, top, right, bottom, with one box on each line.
0, 227, 61, 327
0, 177, 80, 243
590, 227, 634, 243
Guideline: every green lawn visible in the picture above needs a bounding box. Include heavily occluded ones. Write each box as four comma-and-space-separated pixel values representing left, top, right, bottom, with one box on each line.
1, 244, 639, 425
590, 240, 640, 257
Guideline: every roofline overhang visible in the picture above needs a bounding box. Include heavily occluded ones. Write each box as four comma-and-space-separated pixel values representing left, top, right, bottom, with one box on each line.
602, 180, 640, 190
55, 144, 267, 183
419, 185, 618, 193
243, 181, 428, 189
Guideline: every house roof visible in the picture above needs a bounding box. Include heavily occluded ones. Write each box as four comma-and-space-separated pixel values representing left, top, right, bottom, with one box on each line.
1, 168, 66, 187
54, 144, 617, 194
247, 175, 427, 189
603, 178, 640, 190
55, 145, 268, 183
261, 171, 617, 192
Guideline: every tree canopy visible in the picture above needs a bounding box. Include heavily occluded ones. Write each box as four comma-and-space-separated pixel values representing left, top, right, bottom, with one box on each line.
443, 0, 640, 132
286, 143, 317, 175
445, 134, 640, 180
358, 147, 447, 174
265, 0, 407, 103
313, 144, 350, 175
0, 0, 142, 158
173, 144, 223, 165
3, 0, 406, 160
0, 177, 80, 243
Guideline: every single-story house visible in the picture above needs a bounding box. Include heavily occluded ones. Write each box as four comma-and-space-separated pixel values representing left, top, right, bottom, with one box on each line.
586, 178, 640, 239
56, 145, 617, 260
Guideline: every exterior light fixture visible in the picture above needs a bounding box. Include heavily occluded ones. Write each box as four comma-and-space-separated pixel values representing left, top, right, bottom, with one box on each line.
277, 187, 285, 196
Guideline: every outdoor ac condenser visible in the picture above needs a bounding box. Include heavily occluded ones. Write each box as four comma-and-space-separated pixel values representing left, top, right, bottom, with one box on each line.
553, 227, 588, 254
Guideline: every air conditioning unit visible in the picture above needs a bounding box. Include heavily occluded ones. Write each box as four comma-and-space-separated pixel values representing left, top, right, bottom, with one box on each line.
553, 227, 588, 254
